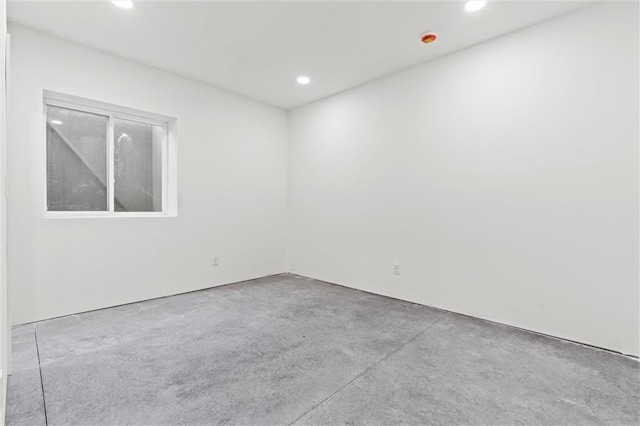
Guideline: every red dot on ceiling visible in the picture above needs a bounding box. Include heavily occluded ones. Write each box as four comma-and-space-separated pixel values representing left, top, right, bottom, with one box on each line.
421, 33, 437, 44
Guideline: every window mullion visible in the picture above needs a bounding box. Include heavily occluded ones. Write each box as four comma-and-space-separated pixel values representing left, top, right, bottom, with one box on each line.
162, 123, 168, 215
108, 114, 115, 214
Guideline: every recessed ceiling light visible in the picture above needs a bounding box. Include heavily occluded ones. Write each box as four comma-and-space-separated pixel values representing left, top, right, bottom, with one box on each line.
50, 120, 63, 125
465, 1, 487, 12
296, 76, 311, 85
112, 1, 133, 9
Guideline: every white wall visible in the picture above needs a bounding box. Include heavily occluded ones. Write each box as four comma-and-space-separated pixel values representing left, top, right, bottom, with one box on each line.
288, 3, 639, 356
1, 0, 8, 420
8, 25, 288, 325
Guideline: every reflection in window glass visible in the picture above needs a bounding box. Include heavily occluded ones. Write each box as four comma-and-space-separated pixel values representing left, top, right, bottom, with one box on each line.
114, 119, 163, 212
46, 106, 108, 211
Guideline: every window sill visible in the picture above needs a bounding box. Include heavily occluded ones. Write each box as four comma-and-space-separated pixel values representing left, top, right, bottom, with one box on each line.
44, 212, 177, 219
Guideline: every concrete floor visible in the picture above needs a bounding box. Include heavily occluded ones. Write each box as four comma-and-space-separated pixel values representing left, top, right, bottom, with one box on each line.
5, 274, 639, 425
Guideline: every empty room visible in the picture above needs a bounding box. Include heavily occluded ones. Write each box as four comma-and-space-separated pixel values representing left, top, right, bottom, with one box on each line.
0, 0, 637, 424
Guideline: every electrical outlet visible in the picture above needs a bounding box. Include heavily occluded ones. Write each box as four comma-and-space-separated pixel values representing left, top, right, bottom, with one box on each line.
213, 255, 219, 266
393, 263, 400, 276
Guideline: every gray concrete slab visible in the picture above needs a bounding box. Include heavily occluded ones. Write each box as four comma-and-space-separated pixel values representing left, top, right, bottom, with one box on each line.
5, 274, 639, 425
5, 324, 47, 426
295, 314, 640, 425
295, 313, 640, 425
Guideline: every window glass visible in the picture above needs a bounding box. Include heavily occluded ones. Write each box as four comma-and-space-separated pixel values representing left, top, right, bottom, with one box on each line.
46, 106, 108, 211
114, 118, 163, 212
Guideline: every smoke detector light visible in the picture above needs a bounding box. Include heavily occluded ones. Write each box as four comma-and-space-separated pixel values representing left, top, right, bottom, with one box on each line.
421, 33, 437, 44
112, 1, 133, 9
297, 76, 311, 85
465, 1, 487, 12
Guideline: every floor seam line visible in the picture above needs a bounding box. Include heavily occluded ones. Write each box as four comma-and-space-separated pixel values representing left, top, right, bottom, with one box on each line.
34, 324, 49, 426
287, 313, 447, 426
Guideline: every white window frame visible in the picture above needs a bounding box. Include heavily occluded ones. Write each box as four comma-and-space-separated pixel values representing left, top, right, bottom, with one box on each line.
43, 91, 178, 218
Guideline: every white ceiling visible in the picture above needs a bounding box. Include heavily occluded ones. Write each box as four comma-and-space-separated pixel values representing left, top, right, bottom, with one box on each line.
8, 1, 589, 109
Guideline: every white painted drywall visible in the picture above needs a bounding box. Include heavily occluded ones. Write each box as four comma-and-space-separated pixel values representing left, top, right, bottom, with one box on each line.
288, 3, 639, 356
6, 1, 586, 109
8, 25, 288, 325
0, 0, 7, 421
